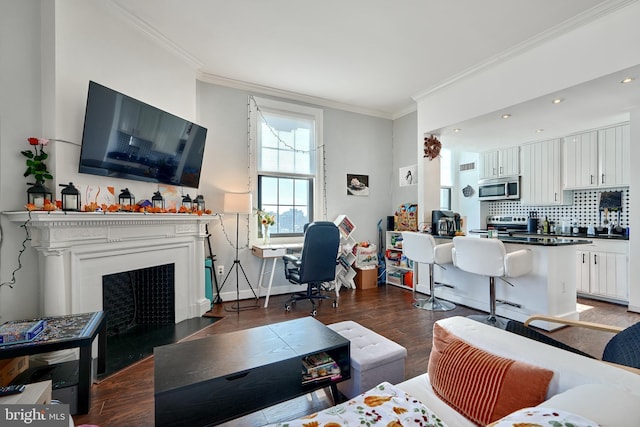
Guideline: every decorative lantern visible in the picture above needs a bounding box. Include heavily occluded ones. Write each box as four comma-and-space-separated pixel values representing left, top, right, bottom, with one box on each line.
193, 194, 205, 212
59, 182, 81, 211
118, 188, 135, 207
151, 191, 165, 209
181, 194, 192, 211
27, 182, 53, 209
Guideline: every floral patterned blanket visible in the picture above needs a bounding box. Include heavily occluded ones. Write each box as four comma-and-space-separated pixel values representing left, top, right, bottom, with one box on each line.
266, 382, 601, 427
267, 382, 447, 427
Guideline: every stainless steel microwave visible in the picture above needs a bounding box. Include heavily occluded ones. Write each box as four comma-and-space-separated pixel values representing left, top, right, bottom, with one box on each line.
478, 177, 520, 201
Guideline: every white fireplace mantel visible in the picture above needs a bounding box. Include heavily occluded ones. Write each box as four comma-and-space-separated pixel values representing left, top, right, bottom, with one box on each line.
4, 211, 215, 322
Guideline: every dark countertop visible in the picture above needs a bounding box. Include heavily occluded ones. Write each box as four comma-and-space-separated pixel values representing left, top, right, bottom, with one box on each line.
511, 231, 629, 241
433, 233, 593, 246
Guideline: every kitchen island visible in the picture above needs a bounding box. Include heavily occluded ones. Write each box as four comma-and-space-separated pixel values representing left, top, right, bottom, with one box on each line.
427, 235, 592, 330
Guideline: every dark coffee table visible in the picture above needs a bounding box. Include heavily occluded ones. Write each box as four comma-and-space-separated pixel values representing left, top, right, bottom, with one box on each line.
154, 316, 351, 426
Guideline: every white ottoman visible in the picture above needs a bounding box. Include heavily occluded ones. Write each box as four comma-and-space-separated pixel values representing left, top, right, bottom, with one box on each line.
328, 321, 407, 399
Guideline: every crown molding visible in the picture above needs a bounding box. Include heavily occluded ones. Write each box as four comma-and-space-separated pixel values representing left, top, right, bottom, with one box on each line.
197, 72, 394, 120
413, 0, 637, 103
108, 0, 203, 69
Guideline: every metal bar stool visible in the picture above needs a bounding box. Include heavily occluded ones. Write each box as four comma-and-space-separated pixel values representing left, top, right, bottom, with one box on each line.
452, 236, 532, 328
402, 231, 456, 311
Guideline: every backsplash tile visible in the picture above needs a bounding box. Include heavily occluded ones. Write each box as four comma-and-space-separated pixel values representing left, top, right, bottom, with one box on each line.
488, 187, 629, 229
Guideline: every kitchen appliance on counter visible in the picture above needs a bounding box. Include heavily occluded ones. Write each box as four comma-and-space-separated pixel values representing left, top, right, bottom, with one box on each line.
469, 215, 528, 236
478, 176, 520, 201
527, 211, 539, 233
432, 210, 456, 236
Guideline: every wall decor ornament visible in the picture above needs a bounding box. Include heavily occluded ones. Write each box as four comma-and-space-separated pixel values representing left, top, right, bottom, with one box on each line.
423, 135, 442, 160
347, 174, 369, 196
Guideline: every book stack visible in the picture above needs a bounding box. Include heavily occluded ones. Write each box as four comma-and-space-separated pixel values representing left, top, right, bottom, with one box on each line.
301, 351, 341, 385
0, 319, 47, 345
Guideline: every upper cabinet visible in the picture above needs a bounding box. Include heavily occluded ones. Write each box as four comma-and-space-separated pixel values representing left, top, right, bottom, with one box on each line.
563, 123, 629, 189
479, 146, 520, 179
598, 123, 630, 187
521, 138, 570, 205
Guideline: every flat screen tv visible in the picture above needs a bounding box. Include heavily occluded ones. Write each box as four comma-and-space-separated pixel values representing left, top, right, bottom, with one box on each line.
79, 81, 208, 188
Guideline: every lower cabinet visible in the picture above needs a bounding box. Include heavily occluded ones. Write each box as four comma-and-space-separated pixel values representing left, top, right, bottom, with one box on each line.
576, 240, 628, 302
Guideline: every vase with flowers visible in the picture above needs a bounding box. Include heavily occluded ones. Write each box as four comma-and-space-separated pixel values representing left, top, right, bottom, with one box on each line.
257, 210, 276, 244
22, 137, 54, 209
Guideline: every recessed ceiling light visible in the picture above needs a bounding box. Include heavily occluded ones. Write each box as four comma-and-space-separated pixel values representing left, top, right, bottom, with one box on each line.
552, 98, 564, 104
453, 128, 461, 133
536, 129, 544, 133
501, 114, 511, 119
621, 77, 634, 84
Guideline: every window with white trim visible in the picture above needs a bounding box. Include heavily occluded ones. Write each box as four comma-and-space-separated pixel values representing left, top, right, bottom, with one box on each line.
250, 97, 324, 238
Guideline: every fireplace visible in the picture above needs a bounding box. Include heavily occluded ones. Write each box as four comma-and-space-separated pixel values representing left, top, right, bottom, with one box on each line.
4, 212, 213, 322
103, 263, 176, 337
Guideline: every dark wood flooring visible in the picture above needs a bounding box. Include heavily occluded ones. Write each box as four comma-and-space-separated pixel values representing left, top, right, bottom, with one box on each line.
72, 285, 640, 427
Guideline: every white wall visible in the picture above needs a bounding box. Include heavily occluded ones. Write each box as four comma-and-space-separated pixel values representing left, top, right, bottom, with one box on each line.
629, 108, 640, 312
197, 82, 394, 297
0, 0, 199, 321
0, 0, 44, 322
392, 112, 418, 210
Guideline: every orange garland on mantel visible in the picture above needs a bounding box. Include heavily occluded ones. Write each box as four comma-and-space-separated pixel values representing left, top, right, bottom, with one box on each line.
423, 135, 442, 160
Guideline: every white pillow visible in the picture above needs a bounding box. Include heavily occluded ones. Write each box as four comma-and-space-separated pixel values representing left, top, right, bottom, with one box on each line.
541, 383, 640, 427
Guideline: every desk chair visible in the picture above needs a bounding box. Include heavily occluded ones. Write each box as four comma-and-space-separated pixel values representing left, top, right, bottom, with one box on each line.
452, 236, 532, 328
401, 232, 455, 311
509, 315, 640, 371
282, 221, 340, 316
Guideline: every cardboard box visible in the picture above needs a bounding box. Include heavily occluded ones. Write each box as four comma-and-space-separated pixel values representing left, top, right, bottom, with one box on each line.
0, 356, 29, 386
355, 267, 378, 290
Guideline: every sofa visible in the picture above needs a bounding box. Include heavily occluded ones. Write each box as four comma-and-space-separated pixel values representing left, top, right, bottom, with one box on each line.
269, 316, 640, 426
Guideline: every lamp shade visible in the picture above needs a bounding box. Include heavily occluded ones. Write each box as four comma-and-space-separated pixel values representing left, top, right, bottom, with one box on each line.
224, 192, 252, 214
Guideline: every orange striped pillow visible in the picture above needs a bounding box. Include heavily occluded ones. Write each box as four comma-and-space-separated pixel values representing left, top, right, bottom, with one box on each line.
428, 323, 553, 426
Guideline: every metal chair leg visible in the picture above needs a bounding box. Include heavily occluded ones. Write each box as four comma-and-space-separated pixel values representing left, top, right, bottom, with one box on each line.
414, 263, 456, 311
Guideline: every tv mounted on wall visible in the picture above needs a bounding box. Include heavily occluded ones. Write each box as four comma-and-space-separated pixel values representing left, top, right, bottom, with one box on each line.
79, 81, 208, 188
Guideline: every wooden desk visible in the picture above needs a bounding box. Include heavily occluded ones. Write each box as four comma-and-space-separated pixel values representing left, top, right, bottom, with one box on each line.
251, 243, 303, 307
154, 317, 350, 426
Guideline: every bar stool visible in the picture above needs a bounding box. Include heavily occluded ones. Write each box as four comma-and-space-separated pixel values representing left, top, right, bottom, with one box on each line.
452, 236, 532, 328
401, 231, 456, 311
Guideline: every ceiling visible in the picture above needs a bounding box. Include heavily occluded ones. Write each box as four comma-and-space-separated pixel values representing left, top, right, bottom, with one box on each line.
111, 0, 638, 151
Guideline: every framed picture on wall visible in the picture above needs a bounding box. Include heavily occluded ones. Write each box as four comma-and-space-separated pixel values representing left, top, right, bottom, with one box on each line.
399, 165, 417, 186
347, 174, 369, 196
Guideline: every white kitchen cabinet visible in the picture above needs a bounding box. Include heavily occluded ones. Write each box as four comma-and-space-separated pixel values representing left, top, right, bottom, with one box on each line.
598, 123, 630, 187
479, 146, 520, 179
521, 138, 570, 205
564, 130, 598, 189
563, 123, 629, 189
576, 240, 628, 302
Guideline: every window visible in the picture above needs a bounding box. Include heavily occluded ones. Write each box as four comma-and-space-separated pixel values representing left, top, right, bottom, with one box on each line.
251, 97, 323, 238
440, 147, 452, 210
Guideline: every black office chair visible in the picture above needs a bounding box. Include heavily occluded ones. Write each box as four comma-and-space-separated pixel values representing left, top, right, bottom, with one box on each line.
506, 314, 640, 370
282, 221, 340, 317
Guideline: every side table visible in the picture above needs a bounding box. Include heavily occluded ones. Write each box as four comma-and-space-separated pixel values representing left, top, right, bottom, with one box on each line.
0, 311, 106, 414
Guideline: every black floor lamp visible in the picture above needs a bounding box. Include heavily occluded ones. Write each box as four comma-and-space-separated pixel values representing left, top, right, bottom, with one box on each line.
220, 192, 259, 313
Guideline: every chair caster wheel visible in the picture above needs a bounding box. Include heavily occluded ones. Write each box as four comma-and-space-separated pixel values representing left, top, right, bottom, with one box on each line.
285, 304, 291, 312
311, 309, 317, 317
332, 301, 338, 308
